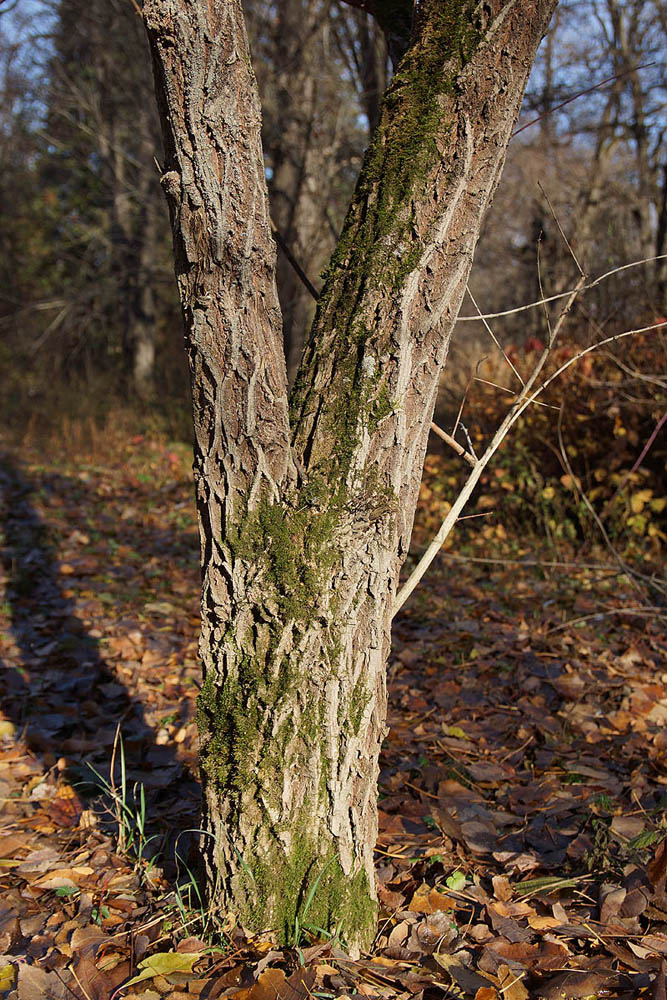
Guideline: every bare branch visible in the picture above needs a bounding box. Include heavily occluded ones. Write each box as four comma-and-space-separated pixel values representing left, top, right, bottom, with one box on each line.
395, 312, 665, 614
394, 271, 586, 614
547, 606, 667, 634
429, 422, 476, 467
466, 286, 524, 385
511, 62, 656, 138
457, 255, 667, 321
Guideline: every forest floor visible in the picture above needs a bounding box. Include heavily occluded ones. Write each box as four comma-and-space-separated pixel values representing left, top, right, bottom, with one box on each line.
1, 432, 666, 1000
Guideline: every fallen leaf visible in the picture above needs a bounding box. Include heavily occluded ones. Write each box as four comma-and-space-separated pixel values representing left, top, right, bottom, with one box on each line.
433, 951, 497, 994
538, 967, 618, 999
497, 964, 529, 1000
47, 784, 84, 828
650, 840, 667, 892
653, 958, 667, 1000
0, 964, 16, 992
122, 950, 204, 989
409, 884, 455, 914
17, 963, 69, 1000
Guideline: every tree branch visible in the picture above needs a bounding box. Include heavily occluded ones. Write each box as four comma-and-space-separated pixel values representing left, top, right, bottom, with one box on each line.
395, 310, 666, 614
292, 0, 558, 566
144, 0, 292, 513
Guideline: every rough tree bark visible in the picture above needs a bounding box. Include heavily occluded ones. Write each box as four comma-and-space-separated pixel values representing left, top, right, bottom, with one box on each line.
144, 0, 557, 951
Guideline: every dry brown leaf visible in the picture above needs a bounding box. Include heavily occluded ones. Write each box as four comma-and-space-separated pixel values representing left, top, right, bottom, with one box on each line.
282, 968, 318, 1000
497, 964, 529, 1000
491, 900, 532, 918
17, 964, 69, 1000
70, 925, 109, 957
650, 840, 667, 892
15, 848, 61, 874
486, 904, 532, 944
610, 814, 645, 839
0, 834, 27, 857
70, 954, 127, 1000
246, 968, 288, 1000
32, 865, 94, 889
387, 920, 411, 949
408, 884, 455, 914
653, 958, 667, 1000
537, 967, 618, 1000
377, 883, 406, 909
432, 951, 497, 995
461, 820, 497, 854
47, 784, 84, 828
599, 883, 627, 924
0, 909, 21, 953
492, 875, 512, 902
527, 914, 560, 930
642, 934, 667, 956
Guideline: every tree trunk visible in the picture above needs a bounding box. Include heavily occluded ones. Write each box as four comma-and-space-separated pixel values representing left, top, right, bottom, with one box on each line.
144, 0, 557, 951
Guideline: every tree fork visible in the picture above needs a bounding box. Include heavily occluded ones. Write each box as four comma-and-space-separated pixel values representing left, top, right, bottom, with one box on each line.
144, 0, 557, 951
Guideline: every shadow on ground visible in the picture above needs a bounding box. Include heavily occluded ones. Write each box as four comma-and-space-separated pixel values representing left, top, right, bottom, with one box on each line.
0, 453, 199, 859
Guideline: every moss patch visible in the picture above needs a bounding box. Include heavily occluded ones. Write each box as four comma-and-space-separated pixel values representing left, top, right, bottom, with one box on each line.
227, 481, 339, 626
243, 827, 377, 948
292, 1, 485, 485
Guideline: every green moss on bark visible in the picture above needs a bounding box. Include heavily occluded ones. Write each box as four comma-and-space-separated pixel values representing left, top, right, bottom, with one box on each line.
227, 483, 338, 626
348, 675, 372, 734
241, 826, 377, 947
292, 1, 485, 483
320, 0, 483, 291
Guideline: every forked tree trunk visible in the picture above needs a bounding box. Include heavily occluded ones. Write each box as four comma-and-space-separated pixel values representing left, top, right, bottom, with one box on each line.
144, 0, 557, 951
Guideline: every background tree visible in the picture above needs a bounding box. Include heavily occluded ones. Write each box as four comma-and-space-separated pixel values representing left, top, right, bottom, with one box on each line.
0, 0, 183, 417
247, 0, 388, 381
144, 0, 557, 950
43, 0, 171, 396
2, 0, 664, 429
462, 0, 666, 361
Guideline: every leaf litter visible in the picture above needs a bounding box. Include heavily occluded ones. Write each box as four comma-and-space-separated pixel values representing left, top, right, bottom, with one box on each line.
0, 435, 666, 999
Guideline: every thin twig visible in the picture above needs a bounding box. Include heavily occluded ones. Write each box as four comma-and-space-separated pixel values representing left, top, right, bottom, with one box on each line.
269, 217, 320, 302
458, 423, 477, 461
547, 606, 666, 634
600, 350, 667, 389
67, 965, 94, 1000
394, 273, 587, 614
536, 235, 555, 349
53, 968, 84, 1000
511, 62, 655, 138
472, 376, 559, 409
430, 422, 476, 467
466, 286, 524, 385
438, 553, 620, 571
539, 182, 585, 278
451, 361, 482, 438
457, 255, 667, 321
